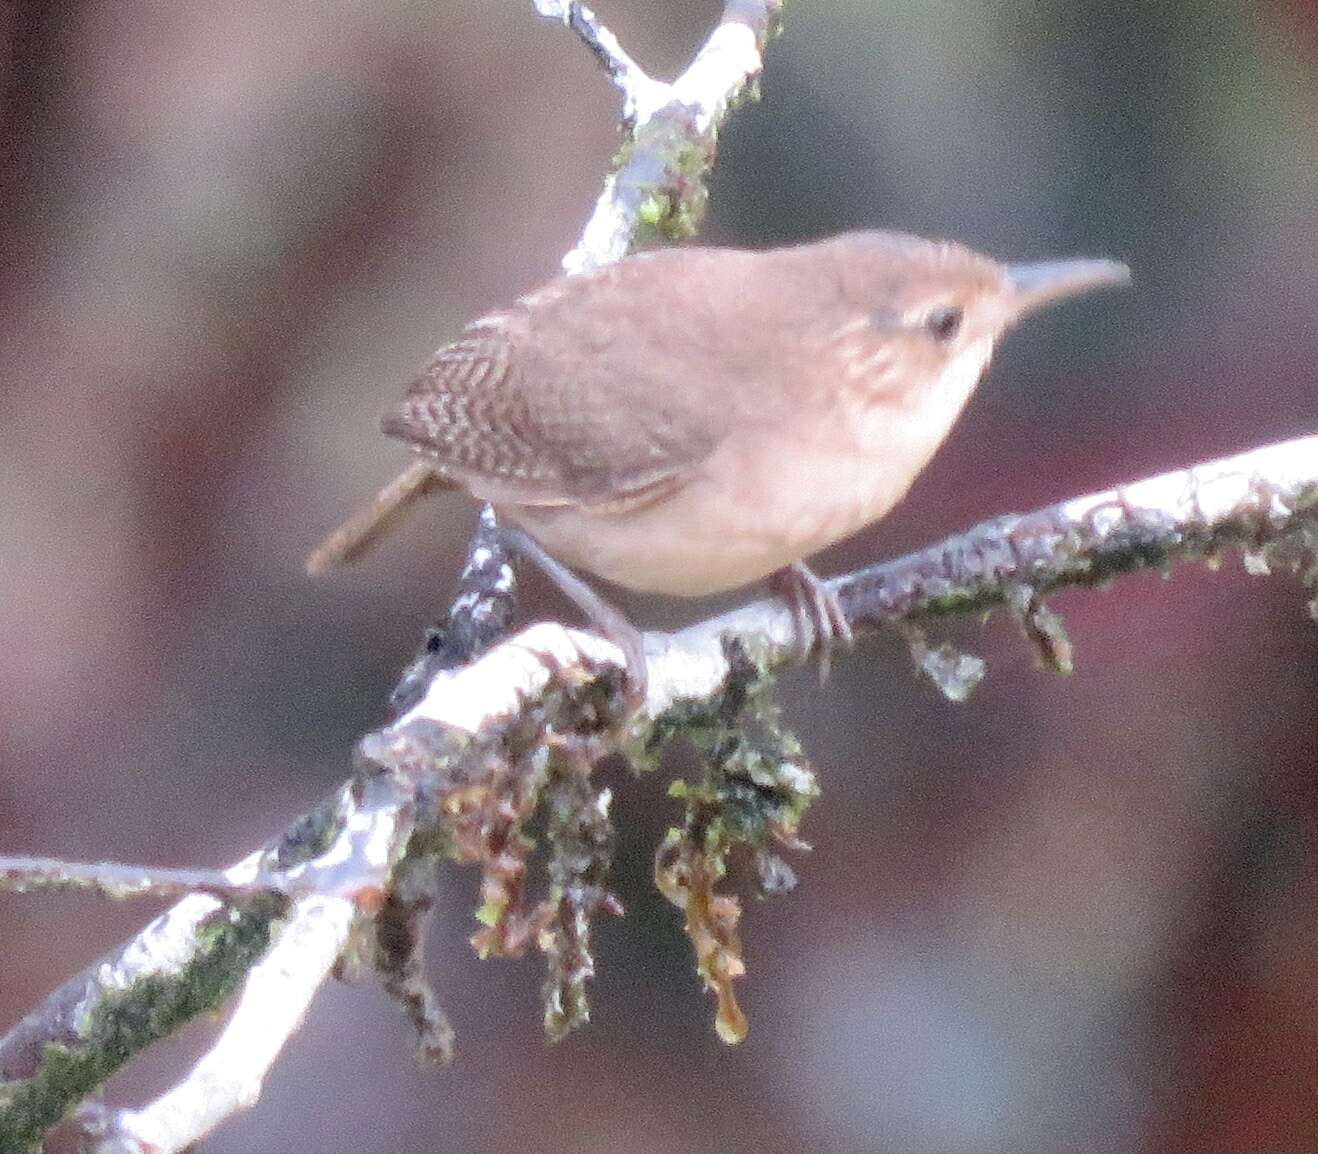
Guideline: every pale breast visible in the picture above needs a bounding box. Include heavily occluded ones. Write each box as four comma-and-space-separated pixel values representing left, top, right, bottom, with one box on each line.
507, 337, 995, 598
506, 416, 919, 596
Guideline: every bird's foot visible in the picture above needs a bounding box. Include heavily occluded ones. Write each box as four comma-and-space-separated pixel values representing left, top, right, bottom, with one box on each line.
771, 561, 854, 682
496, 527, 648, 711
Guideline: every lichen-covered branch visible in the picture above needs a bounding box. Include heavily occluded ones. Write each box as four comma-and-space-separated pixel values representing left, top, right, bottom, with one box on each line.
0, 432, 1312, 1154
0, 857, 289, 904
75, 891, 360, 1154
366, 435, 1318, 744
1, 0, 1314, 1145
538, 0, 784, 271
0, 510, 513, 1154
0, 3, 790, 1142
644, 433, 1318, 705
341, 434, 1318, 1046
0, 769, 412, 1154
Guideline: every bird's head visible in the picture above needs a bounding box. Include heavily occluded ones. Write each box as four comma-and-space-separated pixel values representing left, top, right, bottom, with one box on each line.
824, 230, 1130, 410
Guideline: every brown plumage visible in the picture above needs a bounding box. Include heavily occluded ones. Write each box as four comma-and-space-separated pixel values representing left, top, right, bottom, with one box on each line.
308, 231, 1127, 674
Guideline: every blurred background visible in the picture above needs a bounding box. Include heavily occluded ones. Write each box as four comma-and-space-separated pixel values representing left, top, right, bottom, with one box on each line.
2, 1, 1317, 1151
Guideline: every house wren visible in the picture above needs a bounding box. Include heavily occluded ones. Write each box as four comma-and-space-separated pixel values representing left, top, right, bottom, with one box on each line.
308, 230, 1128, 684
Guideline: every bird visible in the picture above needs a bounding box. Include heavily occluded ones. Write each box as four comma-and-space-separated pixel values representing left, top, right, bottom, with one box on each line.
307, 230, 1129, 691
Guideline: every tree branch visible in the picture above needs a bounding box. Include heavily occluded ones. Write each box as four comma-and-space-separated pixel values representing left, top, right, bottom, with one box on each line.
75, 893, 358, 1154
2, 431, 1314, 1152
2, 0, 1314, 1146
358, 434, 1318, 743
640, 432, 1318, 706
0, 9, 789, 1145
532, 1, 664, 125
0, 771, 413, 1154
537, 0, 783, 272
0, 858, 290, 904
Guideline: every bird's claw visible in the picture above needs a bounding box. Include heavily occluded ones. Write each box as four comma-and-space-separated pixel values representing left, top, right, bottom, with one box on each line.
772, 561, 854, 683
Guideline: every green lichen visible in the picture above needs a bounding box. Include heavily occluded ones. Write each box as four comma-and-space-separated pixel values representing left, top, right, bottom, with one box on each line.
653, 639, 817, 1042
1081, 530, 1181, 586
614, 116, 716, 249
473, 898, 505, 930
540, 767, 615, 1041
0, 898, 281, 1154
635, 636, 771, 770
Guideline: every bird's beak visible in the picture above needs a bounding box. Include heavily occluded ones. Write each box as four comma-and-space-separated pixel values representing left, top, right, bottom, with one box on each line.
1005, 257, 1131, 318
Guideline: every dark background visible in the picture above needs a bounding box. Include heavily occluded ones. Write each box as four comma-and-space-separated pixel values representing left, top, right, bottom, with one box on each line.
2, 2, 1317, 1151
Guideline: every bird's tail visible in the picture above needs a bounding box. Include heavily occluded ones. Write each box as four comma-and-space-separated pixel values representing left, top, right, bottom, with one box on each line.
305, 460, 447, 575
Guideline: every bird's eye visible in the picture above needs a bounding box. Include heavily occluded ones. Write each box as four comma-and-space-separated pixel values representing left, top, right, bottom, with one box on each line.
925, 305, 963, 341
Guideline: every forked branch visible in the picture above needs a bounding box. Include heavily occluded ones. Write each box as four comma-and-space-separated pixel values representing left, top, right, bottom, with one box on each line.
0, 2, 1314, 1151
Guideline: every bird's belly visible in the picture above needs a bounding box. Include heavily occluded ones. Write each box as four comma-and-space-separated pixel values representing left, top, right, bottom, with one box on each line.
505, 435, 919, 598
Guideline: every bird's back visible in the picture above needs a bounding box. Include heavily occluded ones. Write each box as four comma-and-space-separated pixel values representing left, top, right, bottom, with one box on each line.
382, 243, 849, 512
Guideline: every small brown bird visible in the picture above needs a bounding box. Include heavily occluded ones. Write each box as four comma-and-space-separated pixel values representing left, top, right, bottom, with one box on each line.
308, 231, 1128, 685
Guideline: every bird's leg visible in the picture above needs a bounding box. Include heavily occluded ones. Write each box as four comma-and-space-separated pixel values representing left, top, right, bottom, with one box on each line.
495, 527, 648, 707
770, 561, 854, 682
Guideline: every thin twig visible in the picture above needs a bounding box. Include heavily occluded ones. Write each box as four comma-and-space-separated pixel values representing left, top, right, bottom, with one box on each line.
556, 0, 783, 273
532, 1, 663, 124
0, 857, 290, 903
389, 505, 517, 717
